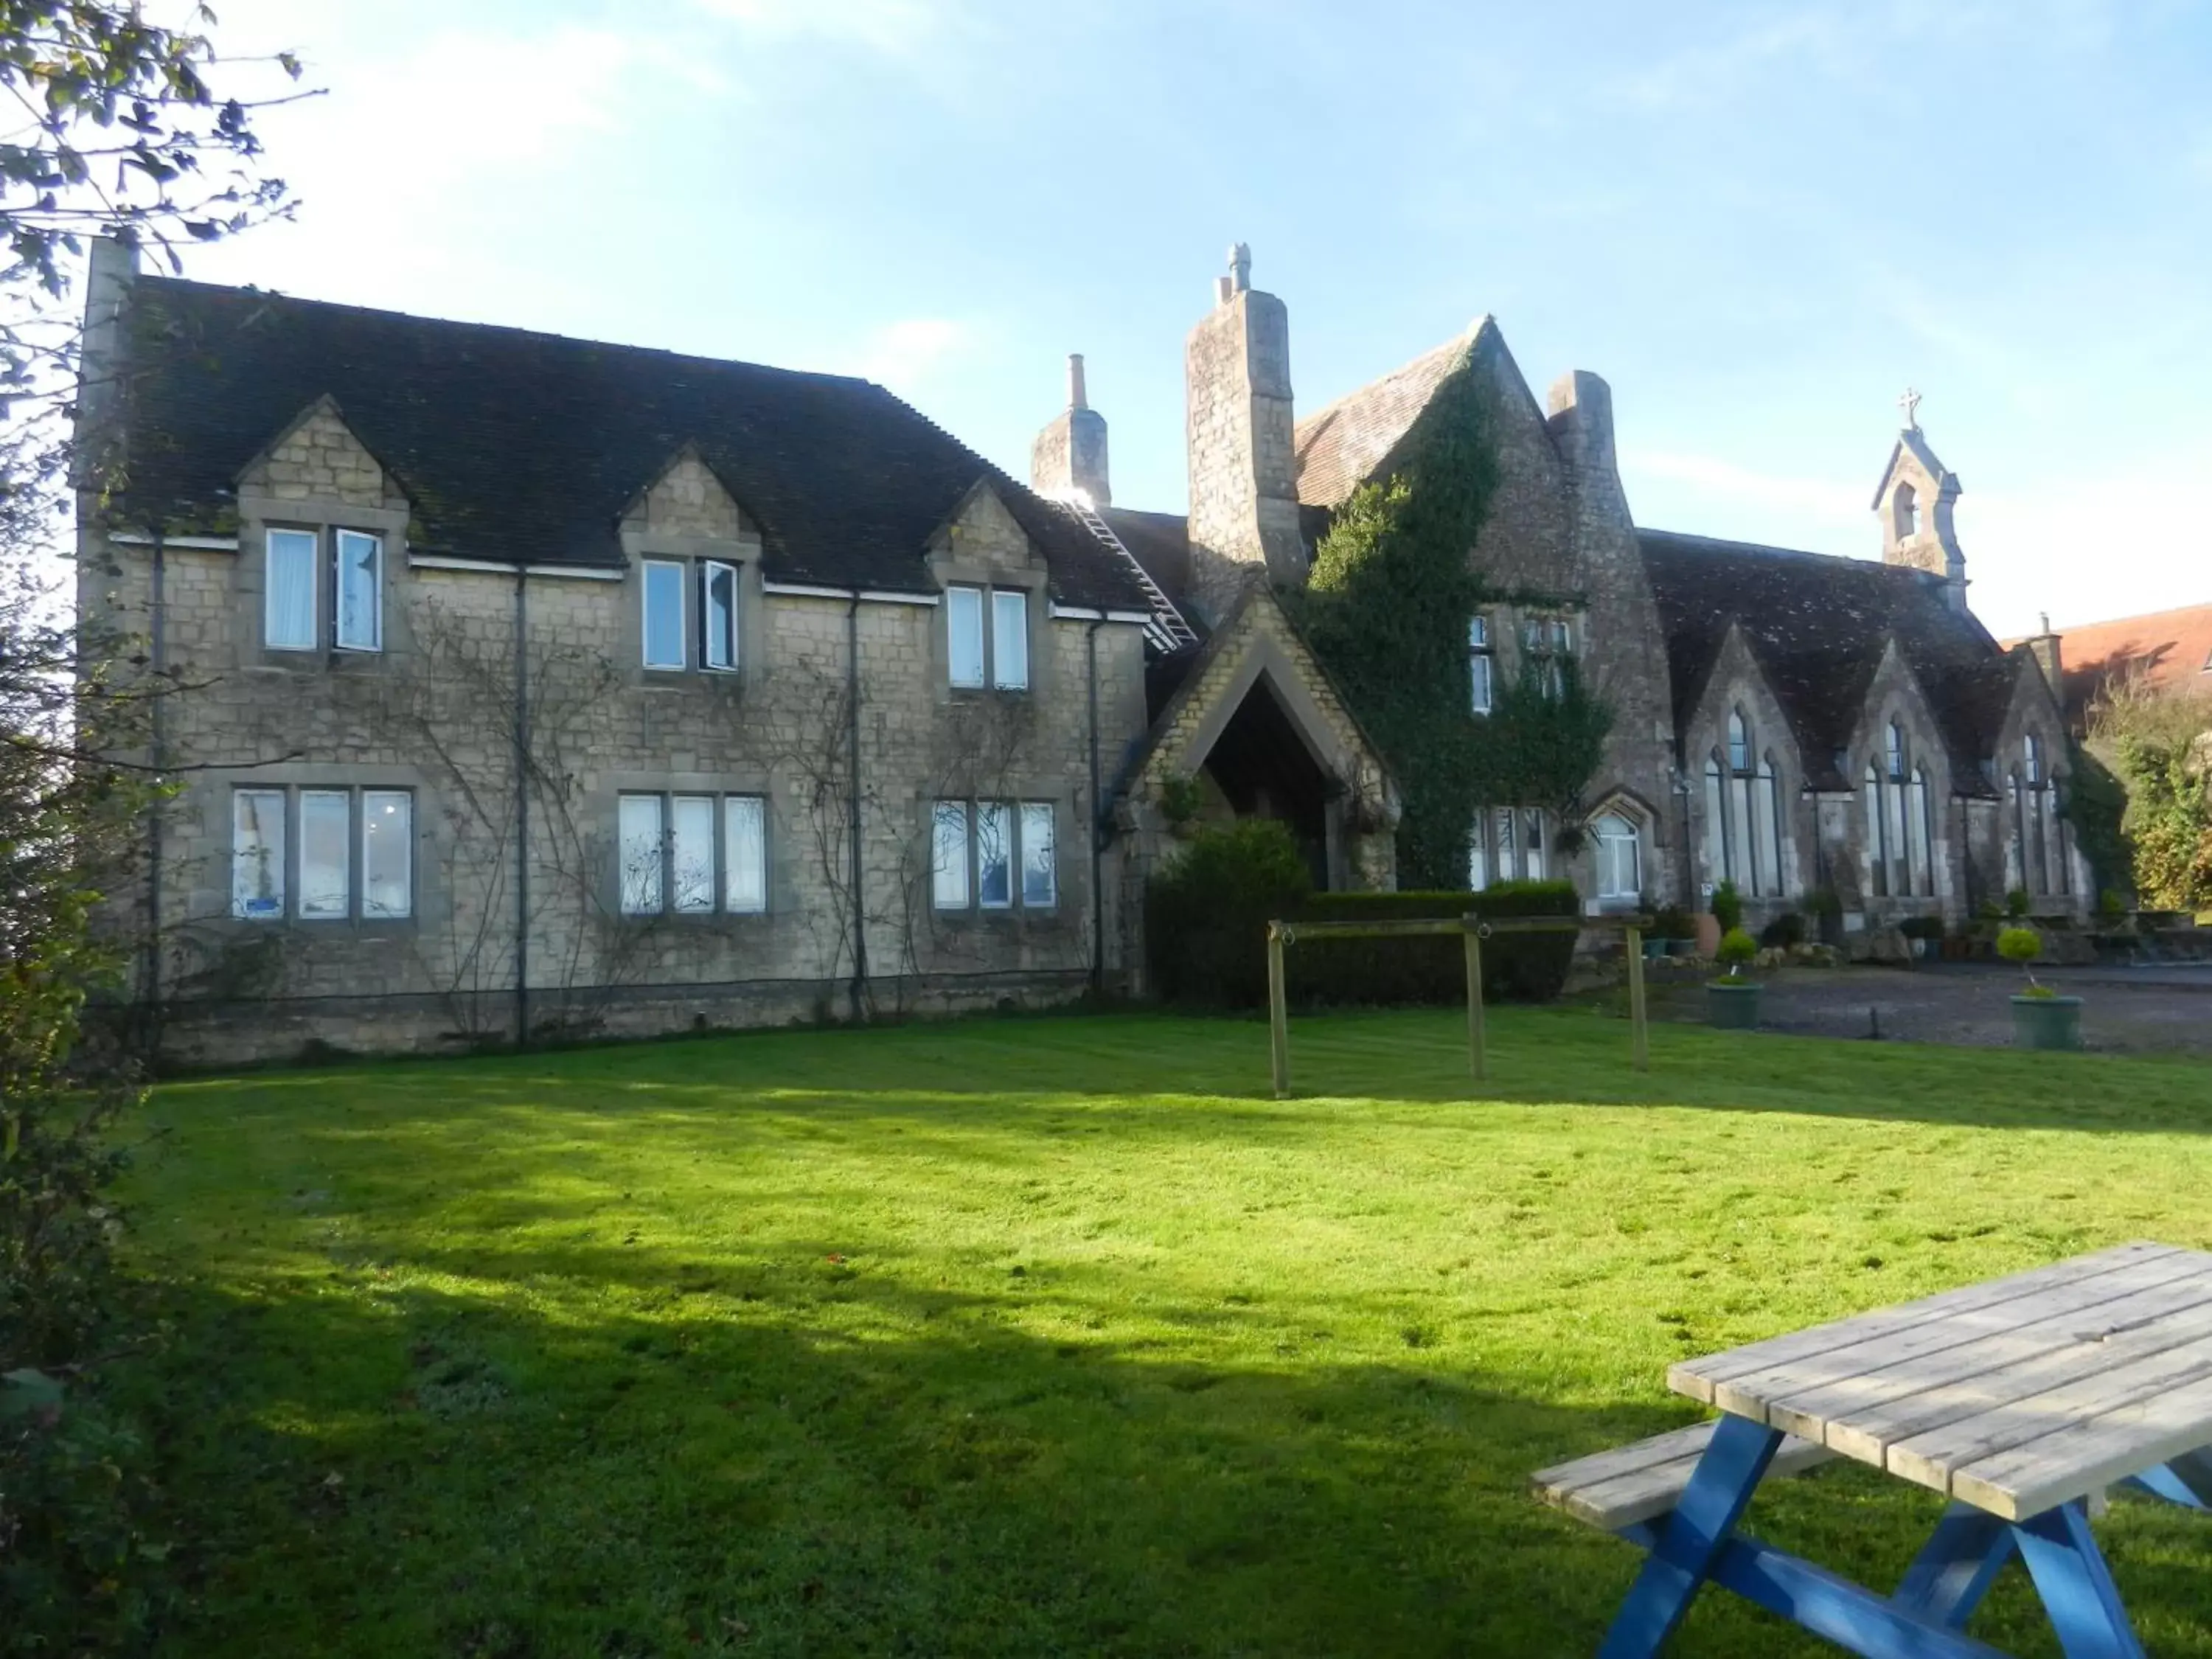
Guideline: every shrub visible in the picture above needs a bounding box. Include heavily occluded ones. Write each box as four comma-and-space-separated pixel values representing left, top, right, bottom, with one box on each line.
1649, 903, 1695, 942
1897, 915, 1946, 942
1288, 882, 1581, 1008
1711, 880, 1744, 933
1805, 886, 1844, 921
2098, 888, 2128, 921
1714, 927, 1759, 974
1144, 819, 1312, 1008
1996, 925, 2050, 995
2005, 887, 2032, 919
1759, 911, 1806, 948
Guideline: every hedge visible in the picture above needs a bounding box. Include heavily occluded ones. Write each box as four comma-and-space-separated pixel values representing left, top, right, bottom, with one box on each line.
1144, 817, 1581, 1011
1284, 883, 1580, 1008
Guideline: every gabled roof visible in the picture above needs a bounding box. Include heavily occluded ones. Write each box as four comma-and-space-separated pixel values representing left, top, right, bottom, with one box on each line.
1868, 425, 1958, 508
1640, 529, 2016, 793
111, 276, 1151, 610
1292, 328, 1479, 509
2011, 602, 2212, 726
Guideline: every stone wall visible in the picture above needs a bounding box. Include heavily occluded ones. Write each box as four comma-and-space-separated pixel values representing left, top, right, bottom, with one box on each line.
84, 447, 1154, 1068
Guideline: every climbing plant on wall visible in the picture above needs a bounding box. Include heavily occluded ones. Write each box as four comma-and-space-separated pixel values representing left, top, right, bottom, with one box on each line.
1293, 363, 1614, 887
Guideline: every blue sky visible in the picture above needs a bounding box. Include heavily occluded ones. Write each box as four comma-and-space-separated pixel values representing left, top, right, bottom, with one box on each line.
189, 0, 2212, 639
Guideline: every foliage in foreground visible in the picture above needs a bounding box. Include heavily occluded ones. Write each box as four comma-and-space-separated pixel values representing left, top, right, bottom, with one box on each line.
2087, 679, 2212, 914
110, 1012, 2212, 1658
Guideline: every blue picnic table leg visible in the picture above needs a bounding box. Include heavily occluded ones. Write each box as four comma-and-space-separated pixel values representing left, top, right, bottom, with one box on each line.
2124, 1447, 2212, 1511
1894, 1502, 2016, 1629
2011, 1500, 2147, 1659
1597, 1413, 1782, 1659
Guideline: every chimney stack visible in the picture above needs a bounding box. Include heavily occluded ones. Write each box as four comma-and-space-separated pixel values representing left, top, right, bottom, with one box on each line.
1184, 243, 1305, 622
1029, 352, 1110, 507
2025, 611, 2064, 697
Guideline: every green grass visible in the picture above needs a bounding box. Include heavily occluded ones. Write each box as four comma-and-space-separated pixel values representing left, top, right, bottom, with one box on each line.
119, 1007, 2212, 1657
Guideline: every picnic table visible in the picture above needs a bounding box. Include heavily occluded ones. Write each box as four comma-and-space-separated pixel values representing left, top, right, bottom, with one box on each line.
1534, 1241, 2212, 1658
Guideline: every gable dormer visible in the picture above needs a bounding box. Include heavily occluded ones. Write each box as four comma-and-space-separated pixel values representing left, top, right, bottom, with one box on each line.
1871, 413, 1966, 615
622, 444, 752, 543
236, 394, 409, 514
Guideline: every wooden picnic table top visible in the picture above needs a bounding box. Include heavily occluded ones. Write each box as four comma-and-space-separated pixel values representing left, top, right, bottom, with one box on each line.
1669, 1240, 2212, 1521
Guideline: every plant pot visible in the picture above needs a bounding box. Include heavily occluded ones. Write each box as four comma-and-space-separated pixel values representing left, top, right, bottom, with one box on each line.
2010, 994, 2083, 1051
1695, 914, 1722, 959
1642, 938, 1667, 961
1707, 981, 1762, 1029
1666, 938, 1697, 958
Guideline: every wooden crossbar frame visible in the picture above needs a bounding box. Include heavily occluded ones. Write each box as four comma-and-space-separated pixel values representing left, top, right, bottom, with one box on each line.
1263, 913, 1651, 1098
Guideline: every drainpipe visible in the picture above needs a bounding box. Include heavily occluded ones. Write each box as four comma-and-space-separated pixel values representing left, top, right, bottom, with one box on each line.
1085, 619, 1105, 996
144, 528, 167, 1048
846, 595, 867, 1020
514, 566, 529, 1046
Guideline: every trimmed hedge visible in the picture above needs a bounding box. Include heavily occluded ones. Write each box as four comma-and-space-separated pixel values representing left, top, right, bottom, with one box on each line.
1285, 884, 1580, 1008
1145, 818, 1581, 1010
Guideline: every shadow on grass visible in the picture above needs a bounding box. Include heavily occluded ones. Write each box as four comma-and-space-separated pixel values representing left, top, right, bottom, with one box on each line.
119, 1262, 2212, 1659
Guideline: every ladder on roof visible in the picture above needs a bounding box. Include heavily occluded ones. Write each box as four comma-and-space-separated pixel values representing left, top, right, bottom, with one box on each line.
1062, 496, 1200, 653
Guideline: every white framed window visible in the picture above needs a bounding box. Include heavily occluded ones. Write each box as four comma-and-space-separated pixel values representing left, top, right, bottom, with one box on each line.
1467, 813, 1489, 890
947, 585, 986, 689
641, 560, 686, 670
265, 528, 319, 651
992, 589, 1029, 690
299, 789, 352, 919
1594, 812, 1640, 900
1468, 615, 1492, 715
619, 793, 665, 915
361, 790, 413, 919
232, 788, 286, 918
1523, 808, 1548, 880
725, 795, 768, 914
933, 799, 1057, 910
671, 795, 717, 914
232, 786, 413, 920
1020, 802, 1056, 907
977, 801, 1015, 908
1496, 807, 1517, 882
700, 560, 739, 672
932, 801, 972, 908
333, 529, 383, 652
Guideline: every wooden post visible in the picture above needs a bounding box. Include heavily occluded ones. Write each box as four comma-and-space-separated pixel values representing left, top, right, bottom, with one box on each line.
1464, 921, 1486, 1085
1626, 925, 1649, 1073
1267, 922, 1290, 1099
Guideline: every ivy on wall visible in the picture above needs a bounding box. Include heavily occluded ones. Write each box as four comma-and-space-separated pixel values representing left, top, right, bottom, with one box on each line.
1292, 364, 1614, 887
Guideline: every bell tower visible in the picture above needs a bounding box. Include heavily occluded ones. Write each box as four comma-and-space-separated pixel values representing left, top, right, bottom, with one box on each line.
1871, 389, 1966, 613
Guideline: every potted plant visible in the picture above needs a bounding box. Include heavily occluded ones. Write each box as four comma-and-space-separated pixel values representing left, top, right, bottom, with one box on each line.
1898, 914, 1944, 961
1706, 927, 1762, 1029
1998, 925, 2082, 1050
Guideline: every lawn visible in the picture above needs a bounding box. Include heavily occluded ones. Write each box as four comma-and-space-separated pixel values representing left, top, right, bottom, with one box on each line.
118, 1007, 2212, 1658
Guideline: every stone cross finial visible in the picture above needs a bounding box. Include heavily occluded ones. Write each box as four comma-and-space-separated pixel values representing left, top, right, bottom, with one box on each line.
1229, 242, 1251, 294
1899, 386, 1921, 431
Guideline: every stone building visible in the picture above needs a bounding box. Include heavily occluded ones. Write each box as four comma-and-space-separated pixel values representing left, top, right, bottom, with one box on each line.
1057, 247, 2087, 937
80, 237, 2083, 1063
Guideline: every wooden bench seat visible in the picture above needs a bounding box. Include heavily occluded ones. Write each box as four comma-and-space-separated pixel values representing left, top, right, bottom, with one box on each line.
1532, 1420, 1834, 1530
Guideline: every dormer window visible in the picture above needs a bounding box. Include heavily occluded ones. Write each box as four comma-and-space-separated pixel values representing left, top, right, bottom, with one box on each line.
265, 526, 384, 653
947, 584, 1029, 691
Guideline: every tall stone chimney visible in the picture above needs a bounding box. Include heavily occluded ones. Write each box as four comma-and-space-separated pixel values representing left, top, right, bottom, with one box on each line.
1545, 369, 1627, 511
1185, 243, 1305, 623
2025, 611, 2064, 697
1029, 352, 1110, 507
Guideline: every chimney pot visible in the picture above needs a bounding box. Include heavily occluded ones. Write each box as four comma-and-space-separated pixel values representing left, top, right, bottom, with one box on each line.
1067, 353, 1088, 411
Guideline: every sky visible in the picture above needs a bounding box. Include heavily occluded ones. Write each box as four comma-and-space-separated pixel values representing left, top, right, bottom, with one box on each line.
175, 0, 2212, 641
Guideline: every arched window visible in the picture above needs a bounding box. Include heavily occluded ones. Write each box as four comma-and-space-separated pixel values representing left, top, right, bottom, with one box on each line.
1728, 709, 1750, 773
1755, 754, 1784, 897
1887, 720, 1906, 782
1593, 812, 1641, 902
1893, 482, 1919, 539
1907, 766, 1933, 897
2007, 773, 2028, 895
2024, 733, 2042, 785
1703, 754, 1728, 886
1864, 763, 1888, 897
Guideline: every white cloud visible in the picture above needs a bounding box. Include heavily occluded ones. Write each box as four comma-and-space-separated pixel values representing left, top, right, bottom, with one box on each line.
847, 317, 971, 397
1613, 10, 1852, 110
689, 0, 965, 55
1623, 448, 1864, 533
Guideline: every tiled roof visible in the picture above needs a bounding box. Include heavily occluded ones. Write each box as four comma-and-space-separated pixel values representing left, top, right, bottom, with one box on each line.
111, 276, 1152, 610
2008, 603, 2212, 725
1639, 529, 2018, 793
1096, 507, 1193, 617
1292, 330, 1477, 509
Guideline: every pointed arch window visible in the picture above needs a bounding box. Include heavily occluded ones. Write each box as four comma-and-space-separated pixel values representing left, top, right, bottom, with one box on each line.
1893, 482, 1919, 539
2024, 734, 2042, 785
1907, 765, 1933, 897
1753, 753, 1784, 898
1727, 709, 1750, 773
1593, 811, 1642, 902
1702, 754, 1728, 887
1886, 720, 1906, 782
1864, 764, 1888, 897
